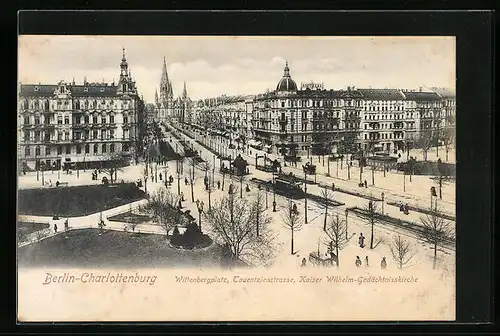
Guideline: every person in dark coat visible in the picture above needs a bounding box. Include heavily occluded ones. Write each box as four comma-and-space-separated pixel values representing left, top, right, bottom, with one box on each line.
159, 173, 162, 181
301, 258, 307, 267
365, 256, 369, 267
185, 177, 189, 185
217, 181, 221, 189
355, 256, 362, 267
381, 257, 387, 269
364, 180, 368, 188
53, 223, 58, 233
358, 233, 365, 248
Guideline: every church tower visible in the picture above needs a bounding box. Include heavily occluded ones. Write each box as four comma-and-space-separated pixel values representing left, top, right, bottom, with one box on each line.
117, 48, 134, 95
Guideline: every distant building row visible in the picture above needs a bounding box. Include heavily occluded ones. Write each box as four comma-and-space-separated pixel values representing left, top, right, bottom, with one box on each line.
185, 62, 455, 156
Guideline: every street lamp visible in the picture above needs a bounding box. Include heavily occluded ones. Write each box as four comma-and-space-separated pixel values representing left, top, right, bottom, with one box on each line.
196, 199, 204, 232
381, 192, 385, 214
345, 209, 349, 240
265, 185, 269, 209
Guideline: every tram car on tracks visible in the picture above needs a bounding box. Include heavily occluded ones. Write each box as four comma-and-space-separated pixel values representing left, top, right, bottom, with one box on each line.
273, 173, 303, 196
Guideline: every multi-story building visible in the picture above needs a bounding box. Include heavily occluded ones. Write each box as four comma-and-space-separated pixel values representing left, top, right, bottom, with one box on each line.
154, 58, 192, 124
18, 49, 146, 172
252, 62, 364, 156
185, 62, 455, 157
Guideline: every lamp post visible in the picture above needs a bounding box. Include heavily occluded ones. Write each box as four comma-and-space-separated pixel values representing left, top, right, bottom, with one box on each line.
196, 199, 204, 232
265, 185, 269, 209
345, 209, 349, 240
381, 192, 385, 215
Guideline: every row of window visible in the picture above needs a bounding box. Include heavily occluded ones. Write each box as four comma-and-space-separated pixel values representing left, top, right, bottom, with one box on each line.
23, 115, 129, 125
20, 99, 132, 110
24, 143, 130, 157
365, 133, 404, 140
23, 129, 129, 142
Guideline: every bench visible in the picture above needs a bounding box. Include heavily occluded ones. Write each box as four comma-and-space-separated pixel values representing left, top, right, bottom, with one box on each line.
56, 181, 69, 187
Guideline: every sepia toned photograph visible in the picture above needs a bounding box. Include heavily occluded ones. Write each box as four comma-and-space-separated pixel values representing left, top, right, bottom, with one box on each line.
17, 35, 456, 321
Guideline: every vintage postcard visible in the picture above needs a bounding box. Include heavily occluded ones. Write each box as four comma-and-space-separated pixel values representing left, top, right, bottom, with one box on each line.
17, 35, 456, 321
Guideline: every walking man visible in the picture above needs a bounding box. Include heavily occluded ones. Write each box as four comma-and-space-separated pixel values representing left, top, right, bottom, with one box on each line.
355, 256, 362, 267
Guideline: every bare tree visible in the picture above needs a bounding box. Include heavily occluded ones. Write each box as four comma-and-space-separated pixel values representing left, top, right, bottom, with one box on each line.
101, 154, 125, 184
418, 203, 455, 269
323, 213, 348, 267
358, 201, 383, 250
147, 187, 183, 234
320, 187, 335, 231
251, 191, 271, 237
186, 166, 195, 203
204, 192, 278, 267
417, 129, 433, 161
389, 233, 416, 269
442, 126, 455, 162
281, 201, 304, 255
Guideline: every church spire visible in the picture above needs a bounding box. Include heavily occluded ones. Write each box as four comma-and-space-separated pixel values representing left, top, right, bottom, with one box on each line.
160, 56, 172, 101
182, 81, 188, 100
155, 89, 159, 104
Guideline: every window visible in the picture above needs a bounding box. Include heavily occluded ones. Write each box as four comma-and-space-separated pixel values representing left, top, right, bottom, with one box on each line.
102, 144, 107, 153
34, 131, 40, 142
64, 116, 69, 124
66, 146, 71, 154
84, 130, 89, 140
110, 144, 115, 153
57, 116, 63, 124
93, 130, 98, 140
57, 132, 62, 141
34, 117, 40, 125
85, 144, 90, 154
110, 130, 115, 139
101, 116, 106, 124
76, 116, 81, 124
57, 146, 62, 155
93, 116, 98, 124
76, 145, 82, 154
93, 144, 98, 154
84, 115, 89, 124
24, 132, 29, 142
281, 102, 285, 108
23, 116, 29, 125
25, 147, 30, 157
45, 147, 50, 156
35, 146, 40, 156
109, 115, 114, 124
123, 116, 128, 124
64, 132, 69, 140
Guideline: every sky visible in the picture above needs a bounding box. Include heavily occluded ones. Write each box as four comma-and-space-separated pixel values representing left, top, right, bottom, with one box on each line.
18, 36, 455, 103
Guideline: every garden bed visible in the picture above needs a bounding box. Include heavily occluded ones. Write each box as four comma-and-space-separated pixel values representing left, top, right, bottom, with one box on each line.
18, 183, 146, 217
18, 222, 50, 235
107, 211, 153, 224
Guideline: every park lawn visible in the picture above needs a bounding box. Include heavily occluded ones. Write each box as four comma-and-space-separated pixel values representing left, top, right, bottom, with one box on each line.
18, 183, 146, 217
17, 228, 225, 268
18, 222, 50, 235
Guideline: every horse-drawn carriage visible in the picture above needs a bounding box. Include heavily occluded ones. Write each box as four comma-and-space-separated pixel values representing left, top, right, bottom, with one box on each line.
308, 251, 338, 267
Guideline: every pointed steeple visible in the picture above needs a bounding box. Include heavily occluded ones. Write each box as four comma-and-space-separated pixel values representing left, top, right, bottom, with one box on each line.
155, 89, 159, 104
182, 81, 188, 100
160, 56, 172, 101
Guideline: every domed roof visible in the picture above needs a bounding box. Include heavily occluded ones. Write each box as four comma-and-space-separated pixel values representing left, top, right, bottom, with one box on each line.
276, 61, 297, 92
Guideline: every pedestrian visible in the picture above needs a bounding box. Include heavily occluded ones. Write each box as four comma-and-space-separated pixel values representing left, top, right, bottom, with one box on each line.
181, 192, 185, 201
217, 180, 221, 189
64, 218, 69, 232
381, 257, 387, 270
53, 223, 58, 233
364, 179, 368, 188
159, 173, 162, 181
273, 200, 277, 212
185, 177, 189, 185
365, 256, 369, 267
292, 203, 298, 214
178, 199, 182, 209
332, 182, 335, 191
245, 184, 250, 192
355, 256, 362, 267
301, 258, 307, 267
358, 233, 365, 248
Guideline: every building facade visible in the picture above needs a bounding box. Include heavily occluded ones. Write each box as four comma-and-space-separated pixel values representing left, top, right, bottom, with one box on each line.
18, 49, 146, 172
185, 62, 456, 157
